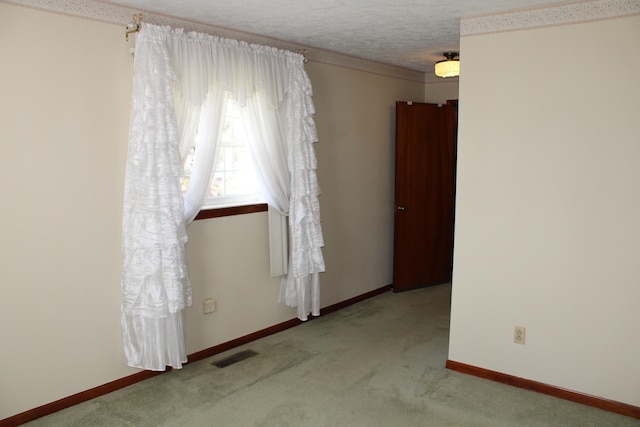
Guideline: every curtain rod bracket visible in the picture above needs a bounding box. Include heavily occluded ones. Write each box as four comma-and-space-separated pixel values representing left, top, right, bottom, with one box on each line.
125, 14, 143, 42
297, 49, 308, 63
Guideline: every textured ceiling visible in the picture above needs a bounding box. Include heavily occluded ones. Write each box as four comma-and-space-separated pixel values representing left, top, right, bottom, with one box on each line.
106, 0, 573, 73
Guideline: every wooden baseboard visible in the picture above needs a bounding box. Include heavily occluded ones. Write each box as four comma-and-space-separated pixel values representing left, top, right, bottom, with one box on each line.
1, 284, 391, 427
446, 360, 640, 420
0, 370, 165, 427
189, 284, 391, 364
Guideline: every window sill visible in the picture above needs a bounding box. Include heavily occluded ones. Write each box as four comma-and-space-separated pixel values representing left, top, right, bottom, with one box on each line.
194, 203, 268, 220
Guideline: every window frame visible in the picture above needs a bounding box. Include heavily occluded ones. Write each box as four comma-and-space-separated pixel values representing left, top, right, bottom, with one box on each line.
186, 99, 268, 220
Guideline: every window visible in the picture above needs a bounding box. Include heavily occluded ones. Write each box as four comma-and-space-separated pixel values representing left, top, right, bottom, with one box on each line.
182, 99, 265, 211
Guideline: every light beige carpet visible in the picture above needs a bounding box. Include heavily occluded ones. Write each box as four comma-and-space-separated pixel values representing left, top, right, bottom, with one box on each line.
26, 283, 637, 426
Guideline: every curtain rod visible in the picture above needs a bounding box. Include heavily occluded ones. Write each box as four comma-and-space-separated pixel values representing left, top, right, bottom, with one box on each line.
124, 14, 308, 63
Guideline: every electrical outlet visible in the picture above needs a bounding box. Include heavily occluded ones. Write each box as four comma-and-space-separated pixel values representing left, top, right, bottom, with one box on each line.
203, 298, 216, 314
514, 326, 526, 345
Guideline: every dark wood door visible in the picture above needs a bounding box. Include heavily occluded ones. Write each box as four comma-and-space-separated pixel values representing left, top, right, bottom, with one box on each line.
393, 101, 457, 292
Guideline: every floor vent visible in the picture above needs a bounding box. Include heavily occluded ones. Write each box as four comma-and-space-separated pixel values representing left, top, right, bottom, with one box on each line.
212, 349, 258, 368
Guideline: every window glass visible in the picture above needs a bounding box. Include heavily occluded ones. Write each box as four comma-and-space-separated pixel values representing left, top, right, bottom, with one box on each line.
182, 100, 264, 209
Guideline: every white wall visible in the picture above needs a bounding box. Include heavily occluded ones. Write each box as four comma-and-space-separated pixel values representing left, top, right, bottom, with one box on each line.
449, 15, 640, 407
308, 63, 426, 304
0, 3, 137, 419
425, 80, 459, 104
0, 2, 426, 419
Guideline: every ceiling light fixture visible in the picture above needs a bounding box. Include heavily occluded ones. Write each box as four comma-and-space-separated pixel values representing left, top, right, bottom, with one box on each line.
435, 52, 460, 78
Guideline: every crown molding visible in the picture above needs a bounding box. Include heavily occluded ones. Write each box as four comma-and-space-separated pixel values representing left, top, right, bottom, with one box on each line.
1, 0, 426, 83
461, 0, 640, 37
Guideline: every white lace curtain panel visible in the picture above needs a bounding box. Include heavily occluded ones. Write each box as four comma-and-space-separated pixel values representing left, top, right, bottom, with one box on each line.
122, 24, 325, 371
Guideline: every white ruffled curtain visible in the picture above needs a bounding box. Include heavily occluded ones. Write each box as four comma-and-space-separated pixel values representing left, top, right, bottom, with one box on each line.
122, 24, 325, 371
